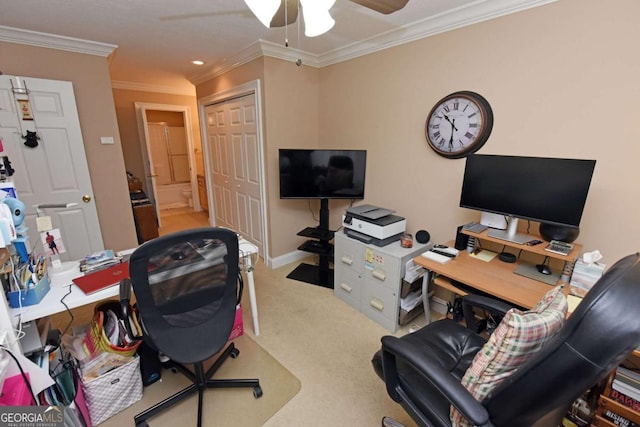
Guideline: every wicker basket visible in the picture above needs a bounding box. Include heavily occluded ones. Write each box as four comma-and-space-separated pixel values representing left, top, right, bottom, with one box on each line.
84, 300, 142, 357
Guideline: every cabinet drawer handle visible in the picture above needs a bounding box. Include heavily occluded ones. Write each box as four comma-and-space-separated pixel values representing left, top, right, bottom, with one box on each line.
372, 269, 386, 281
370, 298, 384, 312
341, 256, 353, 266
340, 283, 352, 293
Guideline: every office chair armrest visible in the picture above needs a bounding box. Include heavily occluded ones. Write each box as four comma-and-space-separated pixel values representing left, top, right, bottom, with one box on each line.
237, 271, 244, 305
381, 335, 494, 427
461, 294, 515, 331
119, 278, 143, 341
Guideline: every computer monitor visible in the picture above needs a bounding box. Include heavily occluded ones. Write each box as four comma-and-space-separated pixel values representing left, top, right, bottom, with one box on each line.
459, 154, 596, 243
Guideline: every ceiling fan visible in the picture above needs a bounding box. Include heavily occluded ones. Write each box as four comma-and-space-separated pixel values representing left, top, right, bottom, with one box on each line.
245, 0, 409, 36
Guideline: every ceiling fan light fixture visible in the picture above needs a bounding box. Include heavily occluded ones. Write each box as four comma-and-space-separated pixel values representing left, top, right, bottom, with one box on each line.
301, 0, 336, 37
244, 0, 281, 28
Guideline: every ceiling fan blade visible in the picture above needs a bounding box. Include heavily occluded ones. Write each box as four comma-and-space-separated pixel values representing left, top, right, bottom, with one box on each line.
349, 0, 409, 14
269, 0, 299, 27
159, 10, 251, 21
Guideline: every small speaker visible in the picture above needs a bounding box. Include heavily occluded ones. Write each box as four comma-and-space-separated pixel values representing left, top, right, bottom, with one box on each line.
539, 223, 580, 243
454, 225, 469, 250
498, 252, 517, 263
415, 230, 430, 244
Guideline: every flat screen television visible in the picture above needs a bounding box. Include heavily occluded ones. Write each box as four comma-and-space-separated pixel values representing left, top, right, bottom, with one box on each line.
460, 154, 596, 243
279, 149, 367, 199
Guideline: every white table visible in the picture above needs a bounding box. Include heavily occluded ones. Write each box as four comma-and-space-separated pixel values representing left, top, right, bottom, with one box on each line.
9, 238, 261, 335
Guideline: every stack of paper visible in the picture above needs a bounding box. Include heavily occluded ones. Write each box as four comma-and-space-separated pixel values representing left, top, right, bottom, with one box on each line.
80, 249, 121, 273
401, 290, 423, 312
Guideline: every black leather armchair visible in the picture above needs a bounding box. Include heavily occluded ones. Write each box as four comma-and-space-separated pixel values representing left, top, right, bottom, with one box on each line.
120, 228, 262, 427
373, 253, 640, 427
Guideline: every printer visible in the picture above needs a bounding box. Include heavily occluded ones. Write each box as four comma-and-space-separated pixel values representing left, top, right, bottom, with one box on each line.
342, 204, 406, 246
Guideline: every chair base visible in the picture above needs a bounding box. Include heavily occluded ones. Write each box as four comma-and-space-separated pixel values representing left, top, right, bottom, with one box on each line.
133, 342, 262, 427
382, 416, 407, 427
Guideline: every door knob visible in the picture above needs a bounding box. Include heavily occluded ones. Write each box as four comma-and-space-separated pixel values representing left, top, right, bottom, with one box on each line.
82, 195, 92, 203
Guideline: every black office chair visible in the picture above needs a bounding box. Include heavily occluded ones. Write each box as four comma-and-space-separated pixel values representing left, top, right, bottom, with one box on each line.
120, 228, 262, 427
372, 253, 640, 427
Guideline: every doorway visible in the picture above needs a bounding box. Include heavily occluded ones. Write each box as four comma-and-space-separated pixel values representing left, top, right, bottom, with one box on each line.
134, 103, 205, 228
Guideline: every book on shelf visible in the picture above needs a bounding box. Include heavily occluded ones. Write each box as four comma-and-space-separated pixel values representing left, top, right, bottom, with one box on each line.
610, 388, 640, 412
613, 379, 640, 401
602, 409, 640, 427
616, 373, 640, 395
618, 366, 640, 383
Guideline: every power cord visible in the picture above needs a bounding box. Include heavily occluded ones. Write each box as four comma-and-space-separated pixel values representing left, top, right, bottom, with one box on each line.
57, 286, 74, 347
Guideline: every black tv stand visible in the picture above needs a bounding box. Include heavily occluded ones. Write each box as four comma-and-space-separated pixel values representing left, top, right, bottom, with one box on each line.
287, 198, 334, 289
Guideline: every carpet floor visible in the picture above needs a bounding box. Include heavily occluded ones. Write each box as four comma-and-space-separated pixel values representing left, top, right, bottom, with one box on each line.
51, 208, 421, 426
103, 334, 301, 427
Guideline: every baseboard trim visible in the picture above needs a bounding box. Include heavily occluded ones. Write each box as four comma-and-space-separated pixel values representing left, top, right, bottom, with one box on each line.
269, 250, 310, 269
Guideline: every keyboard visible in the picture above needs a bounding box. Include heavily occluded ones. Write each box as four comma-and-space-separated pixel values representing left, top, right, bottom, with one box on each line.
421, 250, 452, 264
544, 240, 574, 256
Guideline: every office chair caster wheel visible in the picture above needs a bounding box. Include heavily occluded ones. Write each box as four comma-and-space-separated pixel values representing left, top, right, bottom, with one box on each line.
135, 421, 149, 427
382, 417, 406, 427
253, 385, 263, 398
230, 347, 240, 358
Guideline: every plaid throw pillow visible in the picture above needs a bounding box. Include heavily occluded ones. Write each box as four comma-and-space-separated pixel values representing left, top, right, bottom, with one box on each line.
450, 285, 567, 427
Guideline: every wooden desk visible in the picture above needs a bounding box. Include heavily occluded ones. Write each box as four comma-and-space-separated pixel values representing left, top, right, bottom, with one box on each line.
416, 230, 582, 323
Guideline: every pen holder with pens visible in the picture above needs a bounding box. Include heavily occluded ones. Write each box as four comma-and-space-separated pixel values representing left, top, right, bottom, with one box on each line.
7, 266, 50, 308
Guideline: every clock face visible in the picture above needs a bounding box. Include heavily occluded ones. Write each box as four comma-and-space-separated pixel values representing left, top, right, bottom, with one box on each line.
425, 91, 493, 159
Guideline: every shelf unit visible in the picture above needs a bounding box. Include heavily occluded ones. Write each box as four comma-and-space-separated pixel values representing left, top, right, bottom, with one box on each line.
286, 198, 336, 288
592, 349, 640, 426
463, 228, 582, 283
286, 225, 335, 288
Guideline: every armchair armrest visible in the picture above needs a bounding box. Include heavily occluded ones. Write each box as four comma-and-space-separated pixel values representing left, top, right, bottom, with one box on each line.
461, 294, 515, 331
119, 278, 143, 341
381, 335, 494, 427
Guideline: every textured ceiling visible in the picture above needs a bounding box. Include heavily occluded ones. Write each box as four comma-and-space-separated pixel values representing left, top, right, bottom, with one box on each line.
0, 0, 555, 92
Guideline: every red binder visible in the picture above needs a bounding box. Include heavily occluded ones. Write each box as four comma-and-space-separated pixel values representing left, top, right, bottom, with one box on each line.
72, 262, 130, 295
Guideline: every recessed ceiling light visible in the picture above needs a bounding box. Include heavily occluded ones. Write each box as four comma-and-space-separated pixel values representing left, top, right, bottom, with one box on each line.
192, 60, 204, 65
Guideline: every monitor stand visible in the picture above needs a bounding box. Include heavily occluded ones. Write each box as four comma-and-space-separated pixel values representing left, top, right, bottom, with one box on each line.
487, 216, 530, 244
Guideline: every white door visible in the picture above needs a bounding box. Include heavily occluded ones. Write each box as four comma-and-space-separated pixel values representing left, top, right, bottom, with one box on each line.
207, 103, 234, 229
205, 94, 264, 255
0, 76, 104, 261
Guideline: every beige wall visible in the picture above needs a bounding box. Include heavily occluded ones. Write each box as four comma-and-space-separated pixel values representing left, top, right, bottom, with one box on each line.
195, 57, 322, 259
22, 0, 629, 266
112, 89, 203, 191
262, 57, 321, 258
195, 0, 638, 267
0, 41, 138, 252
315, 0, 639, 265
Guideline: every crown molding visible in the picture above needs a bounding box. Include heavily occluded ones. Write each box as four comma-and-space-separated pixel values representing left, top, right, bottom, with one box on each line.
189, 40, 321, 85
111, 80, 195, 96
0, 25, 116, 57
191, 0, 555, 83
319, 0, 557, 65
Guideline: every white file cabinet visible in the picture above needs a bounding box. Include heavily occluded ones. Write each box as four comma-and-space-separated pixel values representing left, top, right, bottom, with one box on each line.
333, 231, 431, 332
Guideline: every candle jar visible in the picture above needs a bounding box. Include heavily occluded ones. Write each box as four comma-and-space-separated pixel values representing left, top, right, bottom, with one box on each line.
400, 233, 413, 248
